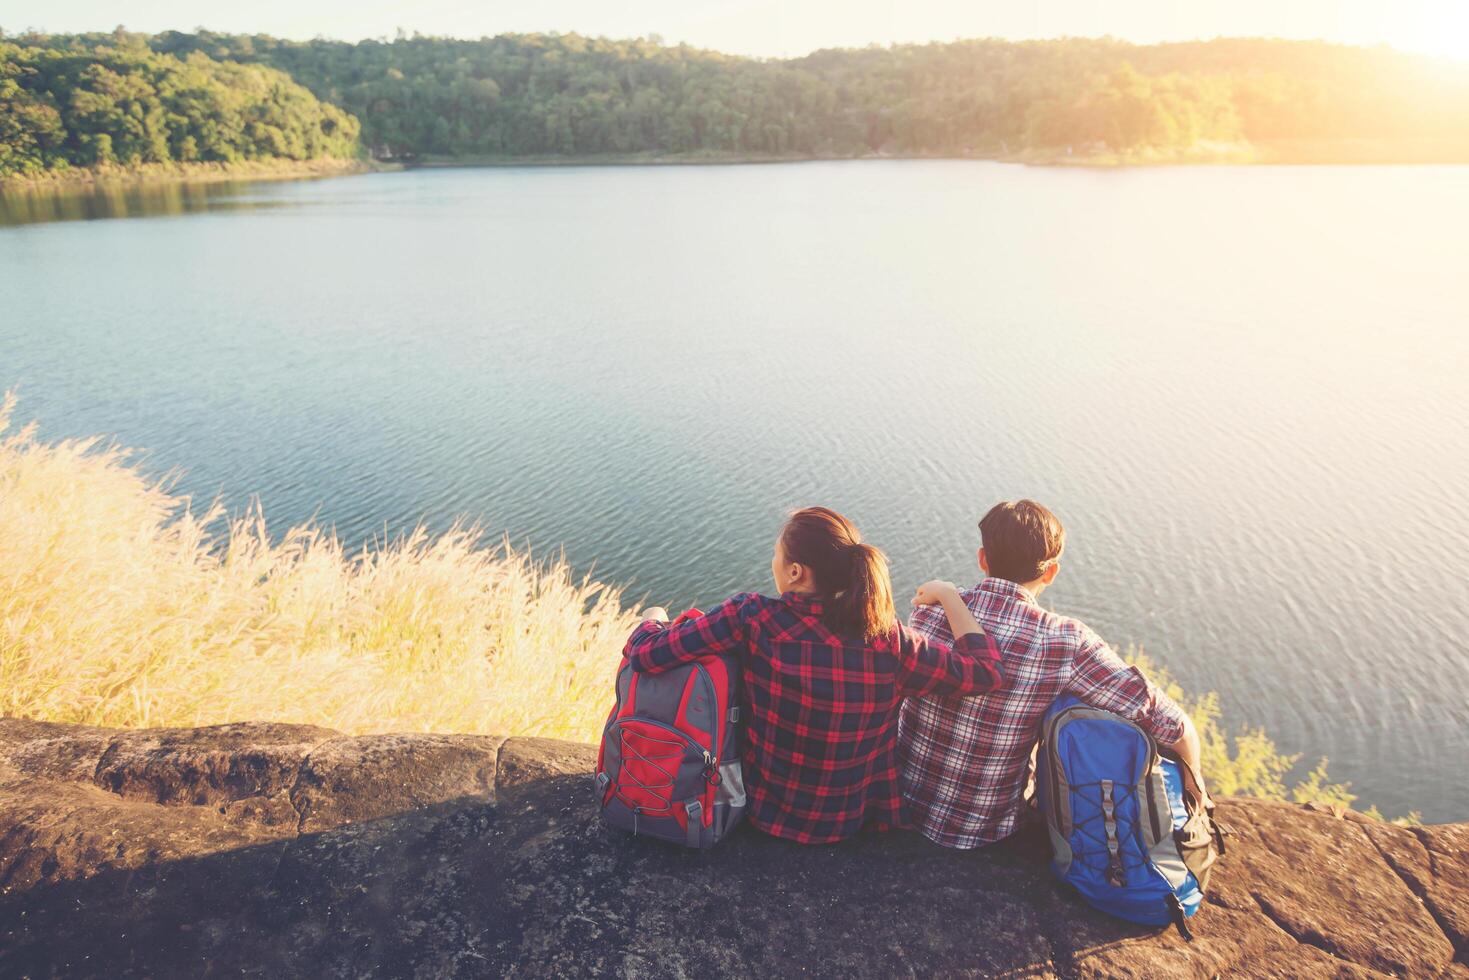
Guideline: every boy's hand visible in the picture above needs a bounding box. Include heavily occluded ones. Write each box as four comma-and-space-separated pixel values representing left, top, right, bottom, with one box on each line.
1181, 766, 1214, 811
912, 581, 959, 607
639, 606, 670, 623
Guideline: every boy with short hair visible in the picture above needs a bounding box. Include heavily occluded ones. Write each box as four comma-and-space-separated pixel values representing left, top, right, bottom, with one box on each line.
899, 499, 1208, 848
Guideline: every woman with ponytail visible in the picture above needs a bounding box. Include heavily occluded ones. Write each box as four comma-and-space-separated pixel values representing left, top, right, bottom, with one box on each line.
623, 506, 1005, 844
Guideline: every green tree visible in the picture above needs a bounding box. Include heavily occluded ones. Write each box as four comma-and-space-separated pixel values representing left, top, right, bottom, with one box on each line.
0, 38, 361, 178
6, 31, 1468, 177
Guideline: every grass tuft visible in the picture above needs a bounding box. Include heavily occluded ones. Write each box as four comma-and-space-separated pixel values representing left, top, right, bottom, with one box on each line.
0, 391, 639, 739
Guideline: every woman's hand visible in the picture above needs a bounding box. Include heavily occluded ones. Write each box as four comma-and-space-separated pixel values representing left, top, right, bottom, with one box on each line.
639, 606, 670, 623
912, 580, 960, 607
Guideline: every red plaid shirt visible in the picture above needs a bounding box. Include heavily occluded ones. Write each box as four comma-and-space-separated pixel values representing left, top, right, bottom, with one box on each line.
624, 591, 1004, 844
899, 577, 1187, 849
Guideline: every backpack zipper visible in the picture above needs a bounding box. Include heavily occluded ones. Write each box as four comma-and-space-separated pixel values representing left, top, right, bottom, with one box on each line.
689, 661, 728, 825
611, 715, 705, 750
692, 662, 721, 761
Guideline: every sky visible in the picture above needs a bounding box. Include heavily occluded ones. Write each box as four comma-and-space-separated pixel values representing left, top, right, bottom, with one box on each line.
3, 0, 1468, 62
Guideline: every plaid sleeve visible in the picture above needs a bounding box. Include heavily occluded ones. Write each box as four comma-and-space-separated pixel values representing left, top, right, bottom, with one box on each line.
894, 624, 1004, 698
623, 593, 752, 674
1067, 631, 1188, 745
907, 599, 952, 644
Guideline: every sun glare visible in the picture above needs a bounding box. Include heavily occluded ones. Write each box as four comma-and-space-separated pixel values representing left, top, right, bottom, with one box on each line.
1381, 2, 1469, 62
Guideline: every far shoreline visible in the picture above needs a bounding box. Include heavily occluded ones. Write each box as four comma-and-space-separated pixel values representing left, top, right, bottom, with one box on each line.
403, 137, 1469, 170
4, 137, 1468, 195
0, 157, 392, 192
402, 146, 1251, 170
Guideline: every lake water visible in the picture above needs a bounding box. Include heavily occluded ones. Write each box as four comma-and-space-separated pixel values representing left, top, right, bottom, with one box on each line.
2, 162, 1466, 820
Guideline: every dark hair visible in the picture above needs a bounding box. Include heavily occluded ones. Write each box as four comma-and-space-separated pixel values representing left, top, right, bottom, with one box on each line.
780, 507, 895, 642
978, 499, 1066, 584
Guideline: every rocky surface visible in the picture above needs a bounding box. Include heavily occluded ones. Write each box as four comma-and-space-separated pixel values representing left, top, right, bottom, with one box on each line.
1, 718, 1464, 979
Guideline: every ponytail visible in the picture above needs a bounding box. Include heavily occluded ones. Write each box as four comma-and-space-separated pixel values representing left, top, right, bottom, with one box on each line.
830, 541, 895, 642
780, 507, 897, 642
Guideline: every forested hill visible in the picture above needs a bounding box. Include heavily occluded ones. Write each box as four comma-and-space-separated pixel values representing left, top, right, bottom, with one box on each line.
0, 35, 359, 179
4, 29, 1469, 179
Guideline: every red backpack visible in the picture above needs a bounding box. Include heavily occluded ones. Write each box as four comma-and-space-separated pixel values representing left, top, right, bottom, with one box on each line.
595, 610, 746, 848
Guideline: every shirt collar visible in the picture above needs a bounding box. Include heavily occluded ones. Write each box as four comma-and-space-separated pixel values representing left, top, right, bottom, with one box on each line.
780, 590, 826, 614
977, 577, 1039, 606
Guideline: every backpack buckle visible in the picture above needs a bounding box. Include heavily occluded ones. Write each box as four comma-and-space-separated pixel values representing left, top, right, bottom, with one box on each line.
685, 800, 704, 848
1101, 780, 1126, 887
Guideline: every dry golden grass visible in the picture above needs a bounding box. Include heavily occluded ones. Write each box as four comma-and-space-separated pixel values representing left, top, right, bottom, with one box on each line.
0, 392, 639, 740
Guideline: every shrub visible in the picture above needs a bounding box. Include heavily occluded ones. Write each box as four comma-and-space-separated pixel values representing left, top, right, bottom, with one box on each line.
1125, 654, 1416, 823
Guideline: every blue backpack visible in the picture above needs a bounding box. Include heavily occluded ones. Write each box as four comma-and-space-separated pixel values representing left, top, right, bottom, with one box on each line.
1036, 696, 1225, 940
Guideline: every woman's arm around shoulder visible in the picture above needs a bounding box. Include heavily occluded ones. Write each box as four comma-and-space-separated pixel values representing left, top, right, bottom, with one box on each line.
623, 592, 759, 673
895, 580, 1005, 697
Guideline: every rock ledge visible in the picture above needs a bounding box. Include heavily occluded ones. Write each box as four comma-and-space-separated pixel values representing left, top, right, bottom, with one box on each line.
2, 718, 1465, 978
